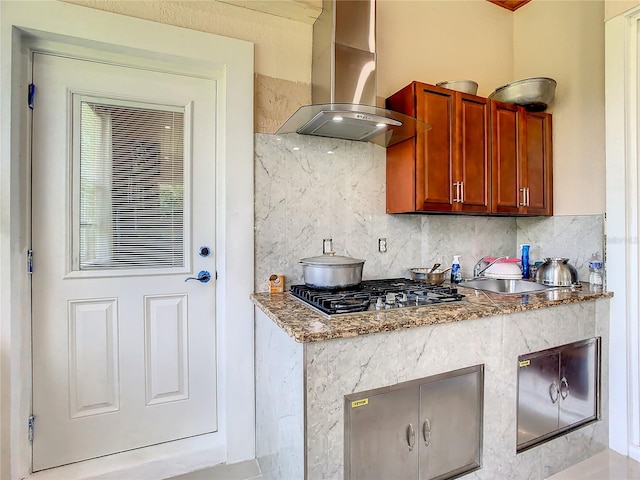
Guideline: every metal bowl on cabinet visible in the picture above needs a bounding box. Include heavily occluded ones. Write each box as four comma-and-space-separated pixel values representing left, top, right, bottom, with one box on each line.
436, 80, 479, 95
488, 77, 557, 111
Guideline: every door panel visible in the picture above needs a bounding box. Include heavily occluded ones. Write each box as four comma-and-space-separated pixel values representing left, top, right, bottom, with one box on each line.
418, 370, 482, 480
457, 94, 489, 213
517, 351, 560, 446
144, 294, 189, 405
559, 339, 599, 428
346, 388, 419, 480
31, 53, 217, 471
491, 101, 521, 214
523, 111, 553, 215
68, 299, 120, 418
416, 85, 454, 211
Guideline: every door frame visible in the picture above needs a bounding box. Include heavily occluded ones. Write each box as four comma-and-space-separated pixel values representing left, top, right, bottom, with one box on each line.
0, 3, 255, 479
605, 6, 640, 461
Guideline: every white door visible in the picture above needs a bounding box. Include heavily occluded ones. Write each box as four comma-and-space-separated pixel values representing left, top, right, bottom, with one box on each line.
31, 53, 218, 471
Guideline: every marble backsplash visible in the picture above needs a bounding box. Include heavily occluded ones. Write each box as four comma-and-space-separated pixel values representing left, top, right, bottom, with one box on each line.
254, 133, 604, 291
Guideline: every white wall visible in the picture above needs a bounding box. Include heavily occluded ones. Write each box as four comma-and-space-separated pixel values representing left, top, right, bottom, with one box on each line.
377, 0, 514, 98
514, 1, 605, 215
63, 0, 311, 83
606, 0, 639, 21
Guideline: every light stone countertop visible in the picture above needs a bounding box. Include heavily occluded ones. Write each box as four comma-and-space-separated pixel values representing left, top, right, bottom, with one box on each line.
250, 282, 613, 343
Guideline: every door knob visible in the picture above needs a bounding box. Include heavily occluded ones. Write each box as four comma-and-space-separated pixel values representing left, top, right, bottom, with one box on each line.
185, 270, 211, 283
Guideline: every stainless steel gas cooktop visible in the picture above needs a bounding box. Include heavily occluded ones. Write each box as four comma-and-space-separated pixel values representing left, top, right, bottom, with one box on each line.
289, 278, 464, 317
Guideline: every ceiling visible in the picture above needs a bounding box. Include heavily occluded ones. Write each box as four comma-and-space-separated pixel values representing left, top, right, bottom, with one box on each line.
217, 0, 531, 25
217, 0, 322, 24
486, 0, 532, 11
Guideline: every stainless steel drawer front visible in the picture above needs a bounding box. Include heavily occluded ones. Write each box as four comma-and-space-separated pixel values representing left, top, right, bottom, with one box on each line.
345, 365, 483, 480
517, 337, 600, 452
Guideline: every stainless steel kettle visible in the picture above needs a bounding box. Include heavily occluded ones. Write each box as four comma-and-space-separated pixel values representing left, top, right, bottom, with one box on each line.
535, 257, 579, 286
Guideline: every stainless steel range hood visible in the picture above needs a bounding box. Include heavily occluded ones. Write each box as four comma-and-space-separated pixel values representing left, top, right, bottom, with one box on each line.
276, 0, 429, 147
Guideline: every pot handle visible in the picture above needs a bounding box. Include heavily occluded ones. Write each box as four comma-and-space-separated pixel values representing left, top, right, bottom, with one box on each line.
323, 238, 335, 256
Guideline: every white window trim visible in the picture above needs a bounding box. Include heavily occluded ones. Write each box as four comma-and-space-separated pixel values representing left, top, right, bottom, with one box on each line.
0, 2, 255, 478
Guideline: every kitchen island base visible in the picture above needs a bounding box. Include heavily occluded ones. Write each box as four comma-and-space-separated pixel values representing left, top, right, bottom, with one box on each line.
255, 298, 609, 480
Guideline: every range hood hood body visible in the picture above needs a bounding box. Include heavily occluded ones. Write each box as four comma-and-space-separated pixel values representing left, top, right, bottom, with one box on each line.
276, 0, 428, 147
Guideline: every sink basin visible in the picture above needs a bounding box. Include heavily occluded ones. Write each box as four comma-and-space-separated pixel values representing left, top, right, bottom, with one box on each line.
459, 278, 551, 295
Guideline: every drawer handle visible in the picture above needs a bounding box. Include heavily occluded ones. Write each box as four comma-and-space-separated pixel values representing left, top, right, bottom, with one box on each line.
560, 377, 569, 400
406, 423, 415, 451
453, 182, 461, 202
549, 381, 560, 404
520, 187, 527, 207
423, 418, 431, 447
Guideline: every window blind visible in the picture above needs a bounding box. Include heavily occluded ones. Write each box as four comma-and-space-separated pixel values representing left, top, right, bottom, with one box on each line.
78, 100, 185, 270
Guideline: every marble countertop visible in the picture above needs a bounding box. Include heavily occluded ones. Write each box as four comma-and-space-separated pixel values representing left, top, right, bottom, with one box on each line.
251, 283, 613, 343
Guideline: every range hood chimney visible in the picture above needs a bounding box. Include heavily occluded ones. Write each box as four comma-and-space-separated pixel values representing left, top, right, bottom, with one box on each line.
276, 0, 429, 147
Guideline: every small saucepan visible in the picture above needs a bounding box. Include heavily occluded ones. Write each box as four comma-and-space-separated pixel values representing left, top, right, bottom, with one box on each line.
410, 267, 452, 285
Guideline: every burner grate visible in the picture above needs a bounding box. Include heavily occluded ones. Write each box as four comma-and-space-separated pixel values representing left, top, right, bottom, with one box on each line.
289, 278, 464, 316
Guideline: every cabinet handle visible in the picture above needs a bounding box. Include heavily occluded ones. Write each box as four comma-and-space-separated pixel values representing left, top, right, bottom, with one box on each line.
406, 423, 416, 451
549, 381, 560, 404
452, 182, 461, 202
459, 182, 464, 203
422, 418, 431, 447
526, 187, 530, 207
560, 377, 569, 400
519, 188, 527, 207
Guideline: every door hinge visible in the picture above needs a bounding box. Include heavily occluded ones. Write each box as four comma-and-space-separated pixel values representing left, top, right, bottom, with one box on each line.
27, 249, 33, 274
28, 83, 35, 109
28, 415, 35, 443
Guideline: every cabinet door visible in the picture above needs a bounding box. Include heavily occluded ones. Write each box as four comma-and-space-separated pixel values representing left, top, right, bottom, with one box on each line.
415, 85, 455, 212
346, 387, 419, 480
517, 351, 560, 448
456, 94, 490, 213
559, 338, 599, 429
490, 101, 522, 214
418, 370, 482, 480
522, 111, 553, 215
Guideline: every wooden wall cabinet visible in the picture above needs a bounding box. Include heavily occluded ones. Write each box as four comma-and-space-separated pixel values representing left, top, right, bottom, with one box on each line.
491, 100, 553, 215
386, 82, 490, 214
385, 82, 553, 216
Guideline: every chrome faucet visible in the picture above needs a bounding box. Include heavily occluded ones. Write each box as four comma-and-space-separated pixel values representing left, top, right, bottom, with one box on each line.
472, 256, 509, 279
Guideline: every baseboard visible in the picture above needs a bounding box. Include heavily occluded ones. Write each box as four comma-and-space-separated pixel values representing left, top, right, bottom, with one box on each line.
629, 444, 640, 463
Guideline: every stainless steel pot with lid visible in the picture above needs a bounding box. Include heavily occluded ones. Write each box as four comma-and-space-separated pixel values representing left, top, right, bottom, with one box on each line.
535, 257, 579, 287
300, 239, 365, 290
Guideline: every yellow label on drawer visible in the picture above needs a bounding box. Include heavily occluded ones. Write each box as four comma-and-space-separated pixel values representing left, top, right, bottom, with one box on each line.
351, 399, 368, 408
519, 360, 531, 367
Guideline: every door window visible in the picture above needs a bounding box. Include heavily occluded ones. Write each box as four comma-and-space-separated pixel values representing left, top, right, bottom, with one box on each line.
73, 95, 187, 271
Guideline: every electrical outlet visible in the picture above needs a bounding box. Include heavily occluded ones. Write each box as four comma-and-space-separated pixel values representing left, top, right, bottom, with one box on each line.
378, 238, 387, 253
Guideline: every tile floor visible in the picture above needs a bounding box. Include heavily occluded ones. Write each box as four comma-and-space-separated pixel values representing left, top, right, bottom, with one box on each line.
170, 459, 261, 480
547, 449, 640, 480
171, 449, 640, 480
